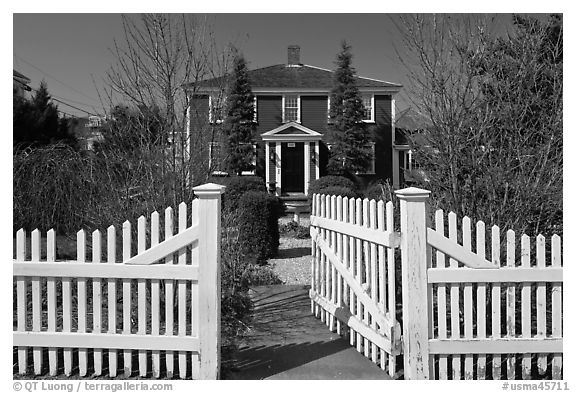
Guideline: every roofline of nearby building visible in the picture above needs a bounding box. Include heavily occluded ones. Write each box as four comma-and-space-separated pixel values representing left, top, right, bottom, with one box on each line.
304, 64, 403, 88
190, 86, 402, 94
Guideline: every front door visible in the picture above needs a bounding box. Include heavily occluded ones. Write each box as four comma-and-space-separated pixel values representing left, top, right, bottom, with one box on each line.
281, 142, 304, 193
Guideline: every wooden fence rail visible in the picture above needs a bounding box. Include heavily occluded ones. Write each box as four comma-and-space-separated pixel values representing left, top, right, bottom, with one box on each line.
13, 183, 225, 379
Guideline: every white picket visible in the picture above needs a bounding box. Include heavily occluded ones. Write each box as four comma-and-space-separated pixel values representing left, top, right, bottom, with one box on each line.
385, 200, 396, 377
311, 196, 317, 315
191, 199, 200, 379
92, 230, 103, 376
46, 229, 57, 376
476, 221, 486, 379
330, 195, 337, 332
377, 200, 387, 371
369, 200, 378, 363
355, 197, 363, 353
521, 234, 531, 379
336, 195, 343, 336
435, 210, 448, 380
448, 212, 461, 379
77, 230, 88, 376
536, 235, 547, 375
16, 229, 27, 374
122, 220, 132, 376
462, 217, 473, 380
506, 229, 516, 379
164, 207, 175, 378
151, 211, 161, 378
342, 196, 350, 326
31, 229, 42, 375
349, 197, 356, 346
491, 225, 501, 380
107, 225, 118, 377
178, 202, 188, 379
320, 195, 327, 324
362, 198, 370, 357
137, 216, 148, 377
551, 235, 562, 379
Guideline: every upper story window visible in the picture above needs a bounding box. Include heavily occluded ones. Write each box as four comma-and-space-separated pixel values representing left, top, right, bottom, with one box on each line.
209, 93, 226, 124
362, 94, 374, 122
283, 95, 300, 123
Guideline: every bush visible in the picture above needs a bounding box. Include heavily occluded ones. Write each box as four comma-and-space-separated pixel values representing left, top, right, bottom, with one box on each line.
242, 264, 283, 286
237, 191, 281, 263
209, 175, 266, 211
362, 181, 394, 202
315, 186, 358, 199
308, 175, 356, 198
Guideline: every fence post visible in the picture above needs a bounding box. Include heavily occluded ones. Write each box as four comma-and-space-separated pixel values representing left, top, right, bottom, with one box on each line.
395, 187, 432, 380
193, 182, 226, 380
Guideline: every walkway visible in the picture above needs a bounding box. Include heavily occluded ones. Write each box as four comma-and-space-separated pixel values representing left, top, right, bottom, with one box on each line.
226, 284, 392, 380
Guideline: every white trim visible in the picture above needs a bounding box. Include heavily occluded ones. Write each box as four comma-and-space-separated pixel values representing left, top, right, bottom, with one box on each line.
261, 121, 323, 141
304, 142, 310, 195
208, 94, 224, 124
251, 87, 402, 94
275, 143, 282, 195
265, 142, 270, 188
282, 94, 300, 123
392, 98, 399, 187
361, 93, 375, 123
327, 95, 331, 123
314, 141, 320, 180
253, 96, 257, 122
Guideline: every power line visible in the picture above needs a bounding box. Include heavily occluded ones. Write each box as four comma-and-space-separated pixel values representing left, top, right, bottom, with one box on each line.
14, 54, 102, 105
27, 85, 98, 117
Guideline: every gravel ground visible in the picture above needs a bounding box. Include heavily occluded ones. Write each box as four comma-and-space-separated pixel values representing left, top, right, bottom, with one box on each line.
270, 215, 313, 285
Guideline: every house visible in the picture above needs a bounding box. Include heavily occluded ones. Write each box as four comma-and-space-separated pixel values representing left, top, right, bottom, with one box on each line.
68, 115, 105, 151
185, 45, 403, 196
13, 70, 32, 98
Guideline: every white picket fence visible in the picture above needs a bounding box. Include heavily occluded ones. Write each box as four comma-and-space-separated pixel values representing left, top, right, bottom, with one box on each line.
13, 183, 225, 379
310, 194, 402, 377
311, 187, 563, 380
396, 187, 563, 380
426, 209, 563, 380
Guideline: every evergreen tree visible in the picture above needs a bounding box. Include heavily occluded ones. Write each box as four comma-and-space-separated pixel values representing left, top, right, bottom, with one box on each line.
327, 41, 372, 175
223, 51, 256, 175
13, 80, 76, 149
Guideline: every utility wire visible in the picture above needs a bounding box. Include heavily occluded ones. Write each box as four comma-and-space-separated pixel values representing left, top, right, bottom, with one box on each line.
27, 85, 99, 117
14, 54, 102, 105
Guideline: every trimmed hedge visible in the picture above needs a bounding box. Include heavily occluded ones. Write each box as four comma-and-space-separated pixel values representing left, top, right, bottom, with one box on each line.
237, 190, 281, 264
308, 175, 357, 201
315, 186, 358, 200
208, 175, 266, 211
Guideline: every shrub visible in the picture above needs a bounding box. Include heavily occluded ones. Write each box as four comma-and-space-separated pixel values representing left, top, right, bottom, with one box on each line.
308, 175, 356, 198
316, 186, 358, 199
210, 175, 266, 211
237, 190, 281, 263
362, 181, 394, 202
242, 264, 283, 286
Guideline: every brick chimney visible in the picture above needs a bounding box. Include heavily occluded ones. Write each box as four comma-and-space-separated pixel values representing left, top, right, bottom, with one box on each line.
287, 45, 301, 66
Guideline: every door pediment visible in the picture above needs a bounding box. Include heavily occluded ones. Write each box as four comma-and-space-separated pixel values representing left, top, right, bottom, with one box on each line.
261, 121, 323, 141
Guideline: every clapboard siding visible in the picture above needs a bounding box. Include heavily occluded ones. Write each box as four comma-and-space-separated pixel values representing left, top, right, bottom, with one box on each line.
189, 94, 209, 131
255, 95, 282, 136
372, 95, 393, 181
301, 96, 328, 133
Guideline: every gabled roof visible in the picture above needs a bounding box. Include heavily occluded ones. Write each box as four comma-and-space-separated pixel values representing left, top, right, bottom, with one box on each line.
261, 121, 323, 141
13, 69, 31, 83
185, 64, 401, 92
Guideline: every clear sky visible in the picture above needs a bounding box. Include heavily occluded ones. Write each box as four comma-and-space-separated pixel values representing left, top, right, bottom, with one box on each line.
13, 13, 519, 118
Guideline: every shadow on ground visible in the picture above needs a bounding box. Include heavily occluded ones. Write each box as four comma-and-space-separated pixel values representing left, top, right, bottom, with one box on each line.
275, 247, 311, 259
226, 285, 391, 380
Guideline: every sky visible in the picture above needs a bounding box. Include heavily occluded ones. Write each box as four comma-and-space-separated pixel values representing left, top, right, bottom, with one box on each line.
13, 13, 518, 118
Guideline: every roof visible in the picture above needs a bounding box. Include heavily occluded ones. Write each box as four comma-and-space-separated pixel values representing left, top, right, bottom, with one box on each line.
13, 70, 31, 83
185, 64, 401, 92
395, 108, 432, 131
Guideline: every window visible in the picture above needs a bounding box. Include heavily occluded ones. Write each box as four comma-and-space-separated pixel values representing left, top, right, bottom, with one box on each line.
356, 142, 376, 174
209, 93, 226, 124
209, 142, 227, 175
283, 95, 300, 123
240, 143, 257, 175
362, 94, 374, 122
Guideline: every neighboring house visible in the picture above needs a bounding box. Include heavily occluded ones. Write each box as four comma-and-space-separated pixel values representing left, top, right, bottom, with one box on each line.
69, 115, 105, 151
13, 70, 31, 98
185, 45, 403, 196
393, 107, 432, 185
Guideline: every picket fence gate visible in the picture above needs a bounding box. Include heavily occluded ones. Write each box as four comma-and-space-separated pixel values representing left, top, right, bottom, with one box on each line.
13, 183, 225, 379
310, 187, 563, 380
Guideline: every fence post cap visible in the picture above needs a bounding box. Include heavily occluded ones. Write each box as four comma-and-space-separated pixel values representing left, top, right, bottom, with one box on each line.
395, 187, 431, 201
193, 183, 226, 197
